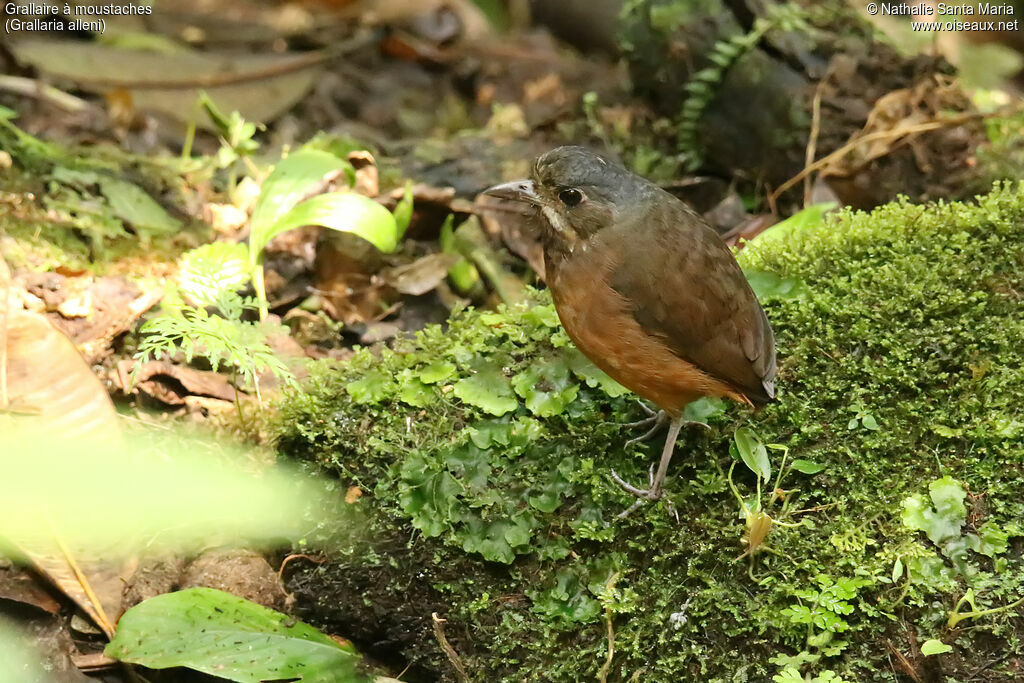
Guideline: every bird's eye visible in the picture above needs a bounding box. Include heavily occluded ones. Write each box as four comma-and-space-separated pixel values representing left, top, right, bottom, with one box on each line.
558, 188, 584, 207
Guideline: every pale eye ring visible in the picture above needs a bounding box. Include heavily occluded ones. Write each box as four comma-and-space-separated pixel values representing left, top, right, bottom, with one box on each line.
558, 188, 584, 207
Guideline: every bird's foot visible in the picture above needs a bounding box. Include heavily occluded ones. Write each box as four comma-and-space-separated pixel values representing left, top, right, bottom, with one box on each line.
621, 402, 668, 447
609, 465, 679, 521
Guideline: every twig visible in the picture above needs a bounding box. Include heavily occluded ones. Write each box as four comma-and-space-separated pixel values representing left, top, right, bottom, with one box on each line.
802, 67, 830, 208
50, 519, 115, 638
597, 572, 621, 683
769, 109, 990, 205
0, 75, 91, 112
432, 612, 469, 682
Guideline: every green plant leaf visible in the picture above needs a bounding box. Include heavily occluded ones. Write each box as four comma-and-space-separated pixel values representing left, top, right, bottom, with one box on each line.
892, 557, 904, 582
177, 242, 251, 307
772, 667, 806, 683
346, 370, 397, 404
418, 361, 457, 384
921, 639, 953, 656
528, 569, 601, 626
791, 459, 826, 474
733, 426, 770, 482
259, 192, 398, 258
249, 149, 355, 258
757, 202, 837, 242
564, 349, 629, 398
901, 476, 966, 545
98, 177, 182, 238
860, 414, 880, 430
512, 355, 579, 417
393, 181, 414, 239
439, 214, 480, 294
743, 269, 809, 301
398, 376, 436, 407
975, 522, 1010, 557
105, 588, 366, 682
453, 362, 518, 416
683, 396, 726, 423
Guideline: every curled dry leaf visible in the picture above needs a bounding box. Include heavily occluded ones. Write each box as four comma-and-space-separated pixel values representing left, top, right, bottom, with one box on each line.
2, 306, 128, 637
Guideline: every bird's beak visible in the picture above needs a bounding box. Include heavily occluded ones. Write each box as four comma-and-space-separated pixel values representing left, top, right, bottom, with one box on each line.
482, 179, 540, 205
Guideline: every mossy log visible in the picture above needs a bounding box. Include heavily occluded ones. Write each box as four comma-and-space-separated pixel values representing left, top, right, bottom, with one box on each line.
618, 0, 987, 209
275, 183, 1024, 681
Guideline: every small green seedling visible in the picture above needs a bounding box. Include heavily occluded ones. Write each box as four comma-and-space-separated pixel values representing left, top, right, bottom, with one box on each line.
728, 428, 811, 573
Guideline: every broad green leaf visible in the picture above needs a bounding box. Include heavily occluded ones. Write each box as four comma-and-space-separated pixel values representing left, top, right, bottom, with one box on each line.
860, 414, 880, 430
177, 242, 251, 307
468, 420, 513, 449
528, 570, 601, 625
259, 192, 398, 258
772, 667, 806, 683
901, 476, 966, 545
756, 202, 836, 242
106, 588, 366, 682
504, 519, 533, 547
453, 362, 518, 416
0, 105, 17, 119
418, 361, 456, 384
683, 396, 726, 423
791, 459, 826, 475
346, 370, 397, 404
733, 426, 771, 482
98, 177, 181, 237
398, 376, 436, 407
743, 269, 808, 301
249, 150, 355, 257
462, 525, 514, 563
512, 355, 579, 417
564, 348, 629, 398
974, 521, 1010, 557
920, 639, 953, 656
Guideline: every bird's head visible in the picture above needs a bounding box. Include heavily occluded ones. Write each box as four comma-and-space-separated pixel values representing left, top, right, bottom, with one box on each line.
482, 146, 649, 255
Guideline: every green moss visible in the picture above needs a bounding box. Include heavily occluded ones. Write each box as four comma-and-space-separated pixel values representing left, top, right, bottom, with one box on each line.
275, 183, 1024, 681
0, 119, 202, 272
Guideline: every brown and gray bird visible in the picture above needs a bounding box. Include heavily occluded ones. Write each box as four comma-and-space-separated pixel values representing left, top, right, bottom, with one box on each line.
483, 146, 776, 516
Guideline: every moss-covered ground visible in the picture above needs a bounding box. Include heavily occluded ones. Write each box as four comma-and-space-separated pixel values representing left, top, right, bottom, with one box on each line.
274, 183, 1024, 681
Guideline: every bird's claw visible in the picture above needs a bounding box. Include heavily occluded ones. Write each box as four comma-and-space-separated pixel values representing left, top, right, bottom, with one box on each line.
623, 411, 669, 447
610, 466, 679, 522
609, 466, 661, 499
622, 402, 669, 447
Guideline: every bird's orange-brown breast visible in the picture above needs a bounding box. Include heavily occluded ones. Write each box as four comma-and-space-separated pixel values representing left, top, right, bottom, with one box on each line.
547, 245, 751, 417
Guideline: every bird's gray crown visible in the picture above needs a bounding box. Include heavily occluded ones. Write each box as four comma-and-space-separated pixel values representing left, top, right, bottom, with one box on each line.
532, 146, 636, 196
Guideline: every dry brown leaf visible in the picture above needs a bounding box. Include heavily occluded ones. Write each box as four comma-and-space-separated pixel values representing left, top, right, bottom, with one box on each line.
1, 302, 128, 637
383, 252, 459, 296
114, 359, 240, 406
10, 39, 320, 128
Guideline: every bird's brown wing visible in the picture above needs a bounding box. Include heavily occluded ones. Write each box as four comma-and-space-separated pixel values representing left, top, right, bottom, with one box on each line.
607, 198, 776, 403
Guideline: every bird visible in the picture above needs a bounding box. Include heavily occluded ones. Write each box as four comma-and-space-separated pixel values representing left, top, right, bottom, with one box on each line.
482, 146, 776, 517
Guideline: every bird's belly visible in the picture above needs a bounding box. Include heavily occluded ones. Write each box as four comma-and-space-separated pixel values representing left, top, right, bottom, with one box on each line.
550, 265, 745, 415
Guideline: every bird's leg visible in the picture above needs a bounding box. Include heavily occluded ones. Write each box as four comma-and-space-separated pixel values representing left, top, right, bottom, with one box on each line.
610, 416, 685, 517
